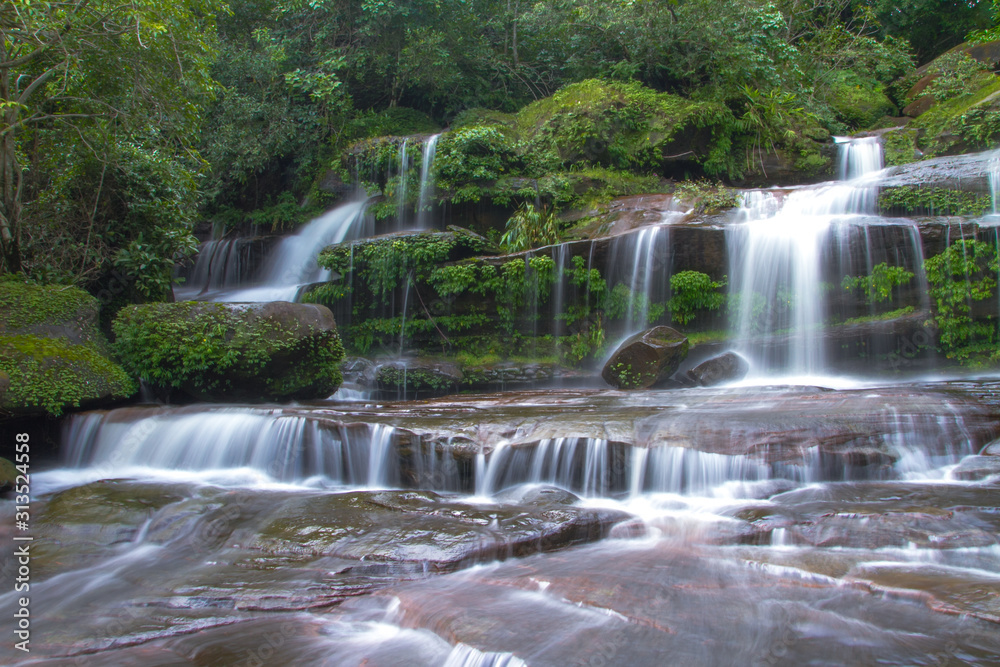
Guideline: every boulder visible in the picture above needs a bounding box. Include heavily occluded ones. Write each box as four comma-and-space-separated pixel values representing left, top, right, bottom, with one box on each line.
0, 280, 106, 349
0, 456, 15, 492
0, 335, 137, 417
686, 352, 749, 386
951, 455, 1000, 481
982, 440, 1000, 456
0, 281, 136, 417
112, 301, 344, 402
602, 326, 689, 389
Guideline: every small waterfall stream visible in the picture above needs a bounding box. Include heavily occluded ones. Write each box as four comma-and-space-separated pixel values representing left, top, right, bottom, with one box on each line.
416, 133, 441, 229
179, 199, 371, 302
727, 136, 902, 378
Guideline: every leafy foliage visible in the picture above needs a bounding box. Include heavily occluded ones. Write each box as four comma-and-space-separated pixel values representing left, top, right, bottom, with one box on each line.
501, 204, 560, 252
842, 263, 915, 305
924, 240, 1000, 364
667, 271, 727, 326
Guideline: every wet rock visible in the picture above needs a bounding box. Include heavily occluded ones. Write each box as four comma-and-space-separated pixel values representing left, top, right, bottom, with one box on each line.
983, 440, 1000, 456
381, 539, 1000, 666
247, 489, 630, 570
375, 359, 463, 396
685, 352, 749, 386
875, 149, 995, 193
602, 326, 689, 389
952, 455, 1000, 481
749, 482, 1000, 550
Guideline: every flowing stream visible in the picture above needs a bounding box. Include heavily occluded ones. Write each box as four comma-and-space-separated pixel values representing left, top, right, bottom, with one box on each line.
5, 140, 1000, 665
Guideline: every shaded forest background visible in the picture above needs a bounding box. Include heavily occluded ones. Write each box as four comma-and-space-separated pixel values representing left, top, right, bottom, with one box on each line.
1, 0, 997, 303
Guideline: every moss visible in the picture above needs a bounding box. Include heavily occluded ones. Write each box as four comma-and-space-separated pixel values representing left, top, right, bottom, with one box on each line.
0, 280, 103, 345
0, 334, 137, 416
112, 302, 344, 400
882, 128, 922, 167
375, 365, 458, 391
878, 186, 992, 216
826, 71, 896, 129
515, 79, 737, 177
910, 76, 1000, 157
842, 306, 916, 325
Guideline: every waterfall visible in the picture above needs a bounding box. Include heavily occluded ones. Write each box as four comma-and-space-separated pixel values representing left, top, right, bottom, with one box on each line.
62, 407, 406, 487
727, 137, 887, 377
416, 133, 441, 229
396, 138, 411, 228
190, 200, 370, 303
604, 225, 672, 336
990, 150, 1000, 215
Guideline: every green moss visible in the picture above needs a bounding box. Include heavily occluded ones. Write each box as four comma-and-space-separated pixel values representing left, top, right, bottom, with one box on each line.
112, 303, 344, 400
0, 334, 136, 416
911, 76, 1000, 157
375, 366, 457, 391
826, 70, 896, 129
882, 128, 922, 167
516, 79, 737, 177
878, 186, 992, 216
0, 280, 98, 335
842, 306, 916, 325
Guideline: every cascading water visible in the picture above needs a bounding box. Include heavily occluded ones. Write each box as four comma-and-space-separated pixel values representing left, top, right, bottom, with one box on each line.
727, 136, 896, 378
397, 138, 411, 228
184, 199, 371, 303
416, 133, 441, 229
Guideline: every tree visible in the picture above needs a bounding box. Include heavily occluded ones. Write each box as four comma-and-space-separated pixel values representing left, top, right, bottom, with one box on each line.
0, 0, 218, 285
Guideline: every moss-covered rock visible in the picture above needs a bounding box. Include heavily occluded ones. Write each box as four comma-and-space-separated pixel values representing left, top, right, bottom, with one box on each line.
112, 301, 345, 401
826, 71, 896, 129
0, 334, 137, 416
516, 79, 737, 178
0, 456, 16, 491
902, 72, 1000, 159
0, 280, 136, 416
0, 279, 106, 349
601, 326, 690, 389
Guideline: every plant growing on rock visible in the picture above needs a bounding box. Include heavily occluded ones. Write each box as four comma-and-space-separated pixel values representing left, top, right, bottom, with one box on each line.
667, 271, 727, 326
500, 203, 560, 252
842, 263, 914, 305
924, 239, 999, 364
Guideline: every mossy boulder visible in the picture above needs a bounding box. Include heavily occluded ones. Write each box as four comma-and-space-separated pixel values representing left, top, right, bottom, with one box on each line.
601, 326, 690, 390
516, 79, 736, 178
0, 280, 136, 416
826, 70, 896, 129
0, 280, 107, 349
0, 456, 16, 492
0, 334, 137, 417
112, 301, 345, 401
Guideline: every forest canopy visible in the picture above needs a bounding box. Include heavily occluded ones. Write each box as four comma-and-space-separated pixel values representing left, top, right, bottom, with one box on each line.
1, 0, 995, 292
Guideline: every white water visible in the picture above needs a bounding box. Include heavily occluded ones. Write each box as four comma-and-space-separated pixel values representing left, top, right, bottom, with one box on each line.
180, 200, 370, 302
416, 133, 441, 229
58, 395, 984, 501
727, 136, 887, 377
397, 138, 411, 228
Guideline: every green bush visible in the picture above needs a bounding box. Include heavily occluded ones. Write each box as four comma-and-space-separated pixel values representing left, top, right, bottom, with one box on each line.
841, 263, 914, 305
667, 271, 727, 326
500, 203, 560, 252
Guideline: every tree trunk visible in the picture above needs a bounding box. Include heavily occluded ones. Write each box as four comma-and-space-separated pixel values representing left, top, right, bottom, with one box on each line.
0, 67, 22, 273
